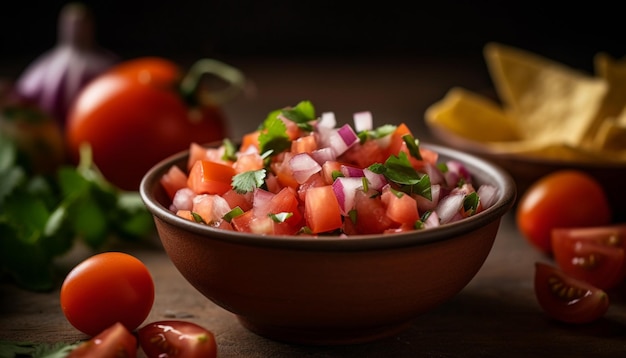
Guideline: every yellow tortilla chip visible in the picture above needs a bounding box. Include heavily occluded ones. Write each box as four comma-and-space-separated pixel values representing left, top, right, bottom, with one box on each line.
593, 108, 626, 152
587, 53, 626, 146
424, 87, 522, 142
484, 42, 608, 146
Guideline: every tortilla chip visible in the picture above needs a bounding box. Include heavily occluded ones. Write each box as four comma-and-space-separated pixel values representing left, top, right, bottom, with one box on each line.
424, 87, 522, 142
484, 42, 608, 147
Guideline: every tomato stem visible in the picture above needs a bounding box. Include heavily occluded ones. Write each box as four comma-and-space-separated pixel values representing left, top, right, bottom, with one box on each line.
179, 58, 245, 107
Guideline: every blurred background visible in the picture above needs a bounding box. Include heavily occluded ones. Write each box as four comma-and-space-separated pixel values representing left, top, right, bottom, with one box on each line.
0, 0, 623, 138
1, 0, 623, 72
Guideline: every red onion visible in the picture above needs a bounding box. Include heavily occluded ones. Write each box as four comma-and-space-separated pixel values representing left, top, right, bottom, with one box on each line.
435, 193, 465, 224
289, 152, 322, 184
171, 187, 196, 212
353, 111, 373, 132
363, 168, 387, 191
332, 177, 364, 215
15, 3, 118, 127
416, 183, 441, 212
477, 184, 498, 209
341, 165, 364, 178
327, 124, 359, 156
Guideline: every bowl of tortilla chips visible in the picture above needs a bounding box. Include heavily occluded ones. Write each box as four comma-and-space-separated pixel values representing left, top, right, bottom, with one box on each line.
425, 42, 626, 221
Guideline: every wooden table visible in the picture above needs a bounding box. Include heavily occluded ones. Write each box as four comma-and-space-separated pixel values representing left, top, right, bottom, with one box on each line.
2, 55, 626, 357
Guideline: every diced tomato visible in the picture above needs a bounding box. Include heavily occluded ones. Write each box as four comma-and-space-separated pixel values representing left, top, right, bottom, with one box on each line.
267, 187, 303, 228
339, 139, 387, 168
291, 134, 318, 153
187, 160, 236, 195
160, 165, 188, 200
222, 189, 253, 212
187, 142, 229, 170
386, 122, 413, 156
176, 209, 195, 221
233, 151, 264, 173
241, 130, 260, 152
381, 187, 419, 225
552, 225, 626, 290
321, 161, 343, 185
304, 185, 343, 234
271, 153, 300, 189
352, 190, 395, 234
297, 173, 325, 203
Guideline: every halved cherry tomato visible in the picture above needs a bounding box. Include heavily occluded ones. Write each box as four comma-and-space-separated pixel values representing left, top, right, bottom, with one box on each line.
68, 322, 137, 358
66, 57, 244, 191
60, 252, 155, 336
552, 225, 626, 290
138, 320, 217, 358
534, 262, 609, 324
516, 170, 612, 255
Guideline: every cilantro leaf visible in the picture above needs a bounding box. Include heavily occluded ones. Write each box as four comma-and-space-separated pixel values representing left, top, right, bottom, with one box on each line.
232, 169, 266, 194
258, 116, 290, 156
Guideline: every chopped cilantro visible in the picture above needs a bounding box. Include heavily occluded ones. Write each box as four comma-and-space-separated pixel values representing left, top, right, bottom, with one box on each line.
223, 207, 244, 223
463, 192, 480, 216
269, 212, 293, 223
232, 169, 266, 194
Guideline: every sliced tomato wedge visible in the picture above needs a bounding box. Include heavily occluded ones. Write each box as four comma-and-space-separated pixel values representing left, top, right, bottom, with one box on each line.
534, 262, 609, 324
68, 322, 137, 358
552, 225, 626, 290
138, 320, 217, 358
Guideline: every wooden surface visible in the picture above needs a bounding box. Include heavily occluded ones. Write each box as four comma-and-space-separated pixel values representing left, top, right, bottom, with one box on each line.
2, 56, 626, 357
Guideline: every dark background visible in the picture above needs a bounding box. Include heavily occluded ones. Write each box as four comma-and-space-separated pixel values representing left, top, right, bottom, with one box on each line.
0, 1, 623, 76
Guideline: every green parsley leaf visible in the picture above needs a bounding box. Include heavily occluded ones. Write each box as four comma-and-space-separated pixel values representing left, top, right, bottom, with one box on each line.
402, 134, 422, 160
221, 138, 237, 162
258, 116, 290, 156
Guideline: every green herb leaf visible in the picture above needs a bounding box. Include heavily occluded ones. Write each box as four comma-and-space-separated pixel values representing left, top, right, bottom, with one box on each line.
269, 212, 293, 223
258, 115, 290, 156
463, 192, 480, 216
223, 207, 244, 223
232, 169, 266, 194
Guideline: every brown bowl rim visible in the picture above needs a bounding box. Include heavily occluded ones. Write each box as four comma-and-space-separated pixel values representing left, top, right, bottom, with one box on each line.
140, 143, 516, 252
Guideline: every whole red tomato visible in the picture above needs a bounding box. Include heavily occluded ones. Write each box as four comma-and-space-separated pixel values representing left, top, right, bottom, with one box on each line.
66, 57, 245, 191
516, 170, 612, 255
60, 252, 155, 336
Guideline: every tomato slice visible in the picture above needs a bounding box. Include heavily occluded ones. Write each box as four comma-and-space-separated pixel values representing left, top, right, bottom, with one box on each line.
534, 262, 609, 324
138, 320, 217, 358
552, 225, 626, 290
68, 322, 137, 358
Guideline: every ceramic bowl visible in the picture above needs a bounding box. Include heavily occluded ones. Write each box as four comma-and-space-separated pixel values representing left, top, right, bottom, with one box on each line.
427, 125, 626, 221
140, 143, 516, 345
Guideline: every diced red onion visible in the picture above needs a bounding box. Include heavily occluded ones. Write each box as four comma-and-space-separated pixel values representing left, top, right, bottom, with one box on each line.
318, 111, 337, 128
341, 165, 364, 177
310, 147, 336, 164
435, 193, 465, 224
422, 162, 445, 185
170, 187, 196, 212
363, 168, 387, 191
289, 152, 322, 184
353, 111, 373, 132
477, 184, 498, 209
332, 176, 364, 215
423, 210, 440, 229
446, 160, 472, 185
328, 124, 359, 156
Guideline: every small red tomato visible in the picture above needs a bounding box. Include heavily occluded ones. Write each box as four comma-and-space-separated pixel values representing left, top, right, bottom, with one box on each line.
516, 170, 612, 255
60, 252, 155, 336
68, 322, 137, 358
552, 224, 626, 290
138, 320, 217, 358
66, 57, 245, 191
534, 262, 609, 324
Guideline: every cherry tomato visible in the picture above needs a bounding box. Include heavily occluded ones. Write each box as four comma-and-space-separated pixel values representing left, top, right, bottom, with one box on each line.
60, 252, 155, 336
534, 262, 609, 324
516, 170, 612, 255
68, 322, 137, 358
552, 224, 626, 290
66, 57, 244, 191
138, 320, 217, 358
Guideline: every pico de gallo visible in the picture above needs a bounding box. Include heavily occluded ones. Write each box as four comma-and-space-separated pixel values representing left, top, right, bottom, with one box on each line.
159, 101, 498, 236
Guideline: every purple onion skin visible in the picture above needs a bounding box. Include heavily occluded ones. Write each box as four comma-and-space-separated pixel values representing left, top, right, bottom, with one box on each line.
14, 3, 118, 128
